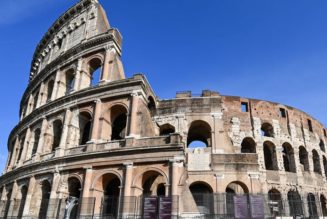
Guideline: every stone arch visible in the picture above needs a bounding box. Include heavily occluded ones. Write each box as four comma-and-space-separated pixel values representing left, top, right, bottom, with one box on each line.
110, 104, 128, 140
268, 188, 283, 216
16, 184, 28, 218
132, 167, 169, 197
91, 170, 123, 190
287, 190, 303, 217
51, 119, 63, 152
261, 122, 274, 137
312, 149, 321, 174
159, 123, 175, 136
225, 181, 249, 194
320, 139, 326, 152
147, 96, 156, 116
320, 194, 327, 216
64, 68, 75, 95
263, 141, 278, 171
32, 128, 41, 156
189, 181, 214, 214
299, 146, 309, 172
67, 177, 81, 219
187, 120, 212, 148
282, 142, 296, 173
38, 180, 51, 219
88, 57, 103, 86
79, 111, 93, 145
46, 79, 55, 101
307, 193, 318, 217
241, 137, 256, 153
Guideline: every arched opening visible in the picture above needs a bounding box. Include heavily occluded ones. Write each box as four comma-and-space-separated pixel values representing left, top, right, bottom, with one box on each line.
320, 194, 327, 216
38, 180, 51, 219
159, 124, 175, 136
323, 156, 327, 180
32, 129, 41, 156
268, 189, 283, 216
263, 141, 278, 171
101, 175, 121, 218
88, 58, 102, 86
110, 105, 127, 140
282, 143, 296, 173
67, 177, 81, 219
307, 193, 318, 217
187, 120, 211, 148
190, 182, 214, 215
320, 139, 326, 152
141, 171, 166, 196
147, 96, 156, 116
312, 150, 321, 174
156, 184, 166, 197
47, 80, 54, 102
241, 137, 256, 153
79, 112, 92, 145
299, 146, 309, 172
52, 120, 63, 152
288, 190, 303, 217
33, 91, 39, 111
225, 181, 249, 217
261, 123, 274, 137
17, 185, 28, 218
65, 69, 75, 95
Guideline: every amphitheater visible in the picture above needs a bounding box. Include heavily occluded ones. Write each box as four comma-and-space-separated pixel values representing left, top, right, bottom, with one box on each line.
1, 0, 327, 218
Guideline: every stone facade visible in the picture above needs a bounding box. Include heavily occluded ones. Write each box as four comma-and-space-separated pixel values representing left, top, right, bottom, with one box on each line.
1, 0, 327, 218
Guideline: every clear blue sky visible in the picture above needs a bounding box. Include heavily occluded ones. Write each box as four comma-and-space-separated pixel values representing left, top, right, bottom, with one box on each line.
0, 0, 327, 172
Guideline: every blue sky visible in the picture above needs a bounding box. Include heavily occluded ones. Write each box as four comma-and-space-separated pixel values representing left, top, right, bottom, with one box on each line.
0, 0, 327, 172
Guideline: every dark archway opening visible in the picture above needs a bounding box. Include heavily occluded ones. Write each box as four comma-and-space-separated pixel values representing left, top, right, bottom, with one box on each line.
312, 150, 322, 174
67, 178, 81, 219
47, 80, 54, 102
320, 139, 326, 152
32, 129, 41, 156
308, 193, 318, 218
299, 146, 309, 172
264, 141, 278, 171
65, 69, 75, 95
79, 112, 92, 145
52, 120, 63, 152
159, 124, 175, 136
17, 185, 28, 218
190, 182, 214, 215
288, 191, 303, 217
187, 120, 211, 148
268, 189, 283, 216
38, 181, 51, 219
282, 143, 296, 173
321, 195, 327, 216
241, 137, 256, 153
261, 123, 274, 137
103, 178, 120, 218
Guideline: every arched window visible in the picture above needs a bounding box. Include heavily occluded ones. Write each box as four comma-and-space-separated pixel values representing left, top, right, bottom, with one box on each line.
312, 150, 322, 174
288, 191, 303, 217
65, 69, 75, 95
261, 123, 274, 137
320, 139, 326, 152
187, 120, 211, 148
16, 136, 25, 164
263, 141, 278, 170
110, 105, 127, 140
299, 146, 309, 172
159, 124, 175, 136
190, 182, 214, 215
307, 193, 318, 217
241, 137, 256, 153
323, 156, 327, 180
321, 194, 327, 216
103, 177, 120, 217
47, 80, 54, 102
38, 180, 51, 219
148, 96, 156, 116
33, 91, 39, 110
67, 177, 81, 219
225, 181, 249, 217
282, 143, 296, 173
268, 189, 283, 216
79, 112, 92, 145
88, 58, 102, 86
32, 129, 41, 156
17, 185, 28, 218
52, 120, 63, 151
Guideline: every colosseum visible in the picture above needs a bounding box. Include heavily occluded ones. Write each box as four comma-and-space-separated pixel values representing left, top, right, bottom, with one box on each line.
1, 0, 327, 218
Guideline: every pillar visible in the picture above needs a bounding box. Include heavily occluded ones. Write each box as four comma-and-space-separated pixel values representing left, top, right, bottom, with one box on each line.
36, 82, 45, 108
128, 92, 140, 138
82, 166, 93, 199
101, 47, 125, 82
73, 58, 83, 91
90, 99, 102, 142
35, 117, 48, 161
122, 162, 133, 217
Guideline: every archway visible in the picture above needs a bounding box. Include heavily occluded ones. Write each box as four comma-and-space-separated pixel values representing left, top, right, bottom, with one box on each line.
147, 96, 156, 116
47, 80, 54, 101
67, 177, 81, 219
3, 189, 12, 219
38, 180, 51, 219
261, 123, 274, 137
189, 182, 214, 215
79, 112, 92, 145
187, 120, 211, 148
141, 171, 166, 197
320, 194, 327, 216
110, 105, 127, 140
225, 181, 249, 217
159, 124, 175, 136
241, 137, 256, 153
88, 58, 102, 86
65, 69, 75, 95
268, 189, 283, 216
52, 120, 63, 151
287, 190, 303, 217
320, 139, 326, 152
307, 193, 318, 217
32, 128, 41, 156
282, 143, 296, 173
264, 141, 278, 170
312, 150, 321, 174
299, 146, 309, 172
323, 156, 327, 180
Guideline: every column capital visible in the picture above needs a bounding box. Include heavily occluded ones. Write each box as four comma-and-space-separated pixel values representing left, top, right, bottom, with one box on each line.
123, 162, 133, 168
214, 173, 224, 179
83, 165, 93, 170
